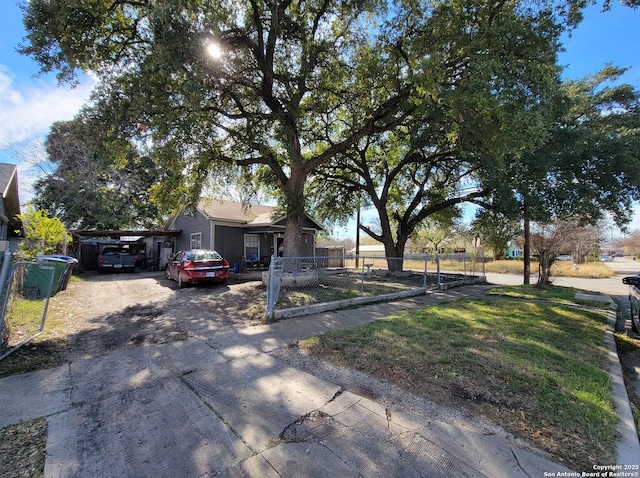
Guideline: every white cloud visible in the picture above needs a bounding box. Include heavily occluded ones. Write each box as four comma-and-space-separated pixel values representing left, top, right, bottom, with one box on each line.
0, 65, 94, 205
0, 65, 93, 147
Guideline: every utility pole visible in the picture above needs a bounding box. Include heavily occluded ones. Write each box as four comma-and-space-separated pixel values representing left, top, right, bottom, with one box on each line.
355, 195, 361, 268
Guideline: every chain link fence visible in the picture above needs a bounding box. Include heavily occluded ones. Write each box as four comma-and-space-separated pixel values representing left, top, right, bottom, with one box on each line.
265, 253, 486, 320
0, 255, 67, 361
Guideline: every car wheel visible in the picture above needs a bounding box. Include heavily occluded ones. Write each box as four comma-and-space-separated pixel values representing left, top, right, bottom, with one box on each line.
632, 311, 640, 334
165, 268, 172, 281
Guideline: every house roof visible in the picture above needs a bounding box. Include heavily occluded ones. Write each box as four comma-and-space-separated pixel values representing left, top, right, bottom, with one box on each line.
0, 164, 16, 196
197, 199, 276, 224
196, 199, 324, 231
0, 163, 21, 221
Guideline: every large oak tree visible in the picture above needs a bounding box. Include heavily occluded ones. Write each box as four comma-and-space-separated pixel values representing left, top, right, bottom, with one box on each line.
21, 0, 415, 256
20, 0, 632, 259
490, 66, 640, 284
309, 1, 562, 270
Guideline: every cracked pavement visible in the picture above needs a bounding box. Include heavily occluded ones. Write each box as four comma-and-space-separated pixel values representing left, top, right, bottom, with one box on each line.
0, 277, 578, 477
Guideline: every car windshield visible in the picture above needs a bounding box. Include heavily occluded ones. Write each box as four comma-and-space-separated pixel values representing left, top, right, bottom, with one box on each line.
185, 250, 222, 261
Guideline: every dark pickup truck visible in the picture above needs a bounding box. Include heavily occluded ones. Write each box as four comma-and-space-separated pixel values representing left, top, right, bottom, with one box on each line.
97, 244, 137, 273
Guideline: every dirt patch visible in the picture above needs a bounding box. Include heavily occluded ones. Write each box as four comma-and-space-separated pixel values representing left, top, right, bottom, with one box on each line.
0, 272, 270, 477
1, 272, 269, 371
0, 418, 47, 478
50, 272, 268, 361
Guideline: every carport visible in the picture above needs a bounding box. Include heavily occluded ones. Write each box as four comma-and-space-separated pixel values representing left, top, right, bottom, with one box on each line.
70, 230, 181, 272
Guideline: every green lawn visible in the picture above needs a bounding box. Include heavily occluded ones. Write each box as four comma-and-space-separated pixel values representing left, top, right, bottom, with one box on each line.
0, 294, 68, 377
298, 285, 616, 471
277, 280, 407, 309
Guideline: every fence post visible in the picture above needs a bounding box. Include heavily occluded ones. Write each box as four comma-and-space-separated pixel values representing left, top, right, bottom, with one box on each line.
0, 248, 13, 304
266, 256, 283, 320
436, 255, 441, 288
360, 260, 365, 297
0, 249, 13, 337
423, 256, 427, 288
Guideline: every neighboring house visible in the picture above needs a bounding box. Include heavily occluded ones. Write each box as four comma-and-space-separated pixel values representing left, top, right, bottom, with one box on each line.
0, 163, 22, 251
166, 200, 324, 268
507, 246, 521, 259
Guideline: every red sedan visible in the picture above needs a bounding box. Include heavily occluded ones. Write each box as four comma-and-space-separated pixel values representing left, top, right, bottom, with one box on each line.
165, 249, 230, 288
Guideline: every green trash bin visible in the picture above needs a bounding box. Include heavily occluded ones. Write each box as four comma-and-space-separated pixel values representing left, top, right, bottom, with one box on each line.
22, 263, 57, 299
35, 257, 72, 295
39, 255, 77, 291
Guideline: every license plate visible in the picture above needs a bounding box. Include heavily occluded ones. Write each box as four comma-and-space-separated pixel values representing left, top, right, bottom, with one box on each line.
114, 264, 122, 269
205, 272, 216, 277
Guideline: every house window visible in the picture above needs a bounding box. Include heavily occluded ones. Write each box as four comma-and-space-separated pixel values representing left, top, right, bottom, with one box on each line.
190, 233, 202, 250
245, 234, 259, 261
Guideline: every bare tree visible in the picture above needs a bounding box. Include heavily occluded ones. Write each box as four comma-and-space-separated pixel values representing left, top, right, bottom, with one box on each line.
617, 231, 640, 257
566, 224, 603, 263
530, 220, 600, 286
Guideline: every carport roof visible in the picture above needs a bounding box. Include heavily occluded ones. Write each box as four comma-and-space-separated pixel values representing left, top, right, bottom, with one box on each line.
71, 230, 181, 239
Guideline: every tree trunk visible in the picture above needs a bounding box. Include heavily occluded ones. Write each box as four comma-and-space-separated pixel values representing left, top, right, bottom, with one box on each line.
281, 166, 307, 260
384, 236, 408, 272
537, 252, 552, 286
283, 214, 304, 257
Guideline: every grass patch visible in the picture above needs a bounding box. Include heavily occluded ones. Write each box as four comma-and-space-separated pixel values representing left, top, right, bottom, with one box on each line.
487, 284, 612, 309
615, 332, 640, 354
0, 418, 47, 478
423, 259, 614, 279
1, 293, 70, 377
552, 261, 615, 279
487, 284, 579, 302
298, 291, 616, 470
277, 281, 406, 309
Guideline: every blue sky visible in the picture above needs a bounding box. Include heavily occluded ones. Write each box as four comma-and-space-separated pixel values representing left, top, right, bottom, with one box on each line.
0, 1, 639, 235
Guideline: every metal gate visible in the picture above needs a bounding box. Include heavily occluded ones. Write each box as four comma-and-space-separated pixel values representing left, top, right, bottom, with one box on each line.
0, 257, 57, 361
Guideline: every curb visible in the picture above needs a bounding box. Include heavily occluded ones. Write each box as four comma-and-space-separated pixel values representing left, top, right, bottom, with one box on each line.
603, 299, 640, 464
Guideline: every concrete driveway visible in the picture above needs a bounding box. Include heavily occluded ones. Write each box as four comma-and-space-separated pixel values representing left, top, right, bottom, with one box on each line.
0, 278, 580, 477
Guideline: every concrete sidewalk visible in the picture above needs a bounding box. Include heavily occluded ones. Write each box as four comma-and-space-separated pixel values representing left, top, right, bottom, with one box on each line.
0, 285, 618, 477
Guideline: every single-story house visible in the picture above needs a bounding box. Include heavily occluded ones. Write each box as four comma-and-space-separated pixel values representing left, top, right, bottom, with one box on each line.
507, 246, 521, 259
166, 199, 324, 269
0, 163, 22, 251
